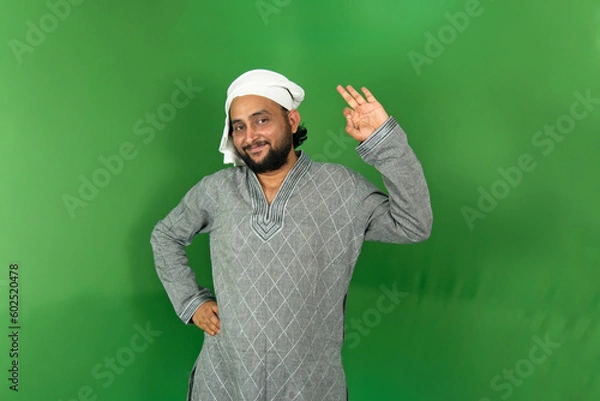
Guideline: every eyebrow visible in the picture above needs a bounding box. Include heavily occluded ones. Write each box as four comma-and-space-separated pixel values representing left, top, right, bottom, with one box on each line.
230, 109, 272, 126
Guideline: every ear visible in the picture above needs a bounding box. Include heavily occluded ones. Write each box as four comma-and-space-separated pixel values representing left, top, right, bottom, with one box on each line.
287, 109, 301, 133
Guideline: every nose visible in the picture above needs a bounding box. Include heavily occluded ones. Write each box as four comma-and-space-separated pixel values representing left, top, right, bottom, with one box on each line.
243, 125, 259, 144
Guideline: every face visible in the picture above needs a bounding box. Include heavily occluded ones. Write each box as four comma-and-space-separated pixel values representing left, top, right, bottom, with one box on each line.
229, 95, 299, 174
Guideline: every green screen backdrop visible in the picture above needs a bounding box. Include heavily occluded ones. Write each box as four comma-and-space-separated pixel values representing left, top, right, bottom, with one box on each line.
2, 0, 599, 400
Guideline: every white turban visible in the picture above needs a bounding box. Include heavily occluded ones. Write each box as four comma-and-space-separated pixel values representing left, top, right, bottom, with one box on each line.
219, 69, 305, 166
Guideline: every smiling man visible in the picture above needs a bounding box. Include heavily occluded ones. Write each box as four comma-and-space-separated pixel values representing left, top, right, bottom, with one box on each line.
230, 95, 298, 173
150, 69, 432, 401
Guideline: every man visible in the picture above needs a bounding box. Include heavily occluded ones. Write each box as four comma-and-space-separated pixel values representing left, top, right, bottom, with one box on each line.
150, 69, 432, 400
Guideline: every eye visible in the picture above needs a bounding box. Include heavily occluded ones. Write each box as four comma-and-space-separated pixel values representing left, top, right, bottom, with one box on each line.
257, 118, 268, 124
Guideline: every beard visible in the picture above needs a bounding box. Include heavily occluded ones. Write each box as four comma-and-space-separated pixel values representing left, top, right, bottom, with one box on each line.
236, 124, 294, 174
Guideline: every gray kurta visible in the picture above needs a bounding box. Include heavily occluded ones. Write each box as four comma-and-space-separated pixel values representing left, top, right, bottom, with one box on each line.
150, 116, 432, 401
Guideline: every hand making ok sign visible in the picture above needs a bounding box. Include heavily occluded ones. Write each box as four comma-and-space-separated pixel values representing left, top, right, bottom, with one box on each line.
336, 84, 390, 142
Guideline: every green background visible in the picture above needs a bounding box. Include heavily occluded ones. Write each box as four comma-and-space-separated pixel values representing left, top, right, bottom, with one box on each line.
2, 0, 599, 400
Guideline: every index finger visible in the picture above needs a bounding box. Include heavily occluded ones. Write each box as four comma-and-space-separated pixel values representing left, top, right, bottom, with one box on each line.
336, 84, 360, 109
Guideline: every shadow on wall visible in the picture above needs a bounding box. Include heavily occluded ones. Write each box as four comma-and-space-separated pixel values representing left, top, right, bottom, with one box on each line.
26, 293, 190, 401
125, 74, 225, 400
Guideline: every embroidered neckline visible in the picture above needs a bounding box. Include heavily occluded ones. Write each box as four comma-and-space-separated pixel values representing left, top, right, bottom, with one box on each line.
247, 151, 311, 241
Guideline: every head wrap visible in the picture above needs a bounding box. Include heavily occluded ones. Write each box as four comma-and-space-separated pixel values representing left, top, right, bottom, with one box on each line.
219, 69, 305, 166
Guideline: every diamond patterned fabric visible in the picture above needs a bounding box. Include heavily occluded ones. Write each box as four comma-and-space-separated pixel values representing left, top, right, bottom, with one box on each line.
150, 116, 432, 400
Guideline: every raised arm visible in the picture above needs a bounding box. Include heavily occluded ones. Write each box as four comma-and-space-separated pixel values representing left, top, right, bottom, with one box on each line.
337, 85, 433, 243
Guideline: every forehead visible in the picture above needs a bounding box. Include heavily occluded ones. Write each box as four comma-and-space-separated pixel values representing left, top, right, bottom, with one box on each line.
229, 95, 281, 118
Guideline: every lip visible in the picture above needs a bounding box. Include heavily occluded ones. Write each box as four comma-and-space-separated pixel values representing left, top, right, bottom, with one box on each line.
247, 144, 267, 154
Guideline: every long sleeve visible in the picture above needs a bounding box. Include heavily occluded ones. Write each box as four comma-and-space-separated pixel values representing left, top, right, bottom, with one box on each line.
354, 115, 433, 243
150, 177, 217, 324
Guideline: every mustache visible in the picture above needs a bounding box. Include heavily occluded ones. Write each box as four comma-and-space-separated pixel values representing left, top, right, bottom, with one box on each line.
243, 140, 269, 151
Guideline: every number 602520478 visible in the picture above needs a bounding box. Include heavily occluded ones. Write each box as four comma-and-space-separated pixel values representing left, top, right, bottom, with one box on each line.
9, 263, 19, 321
